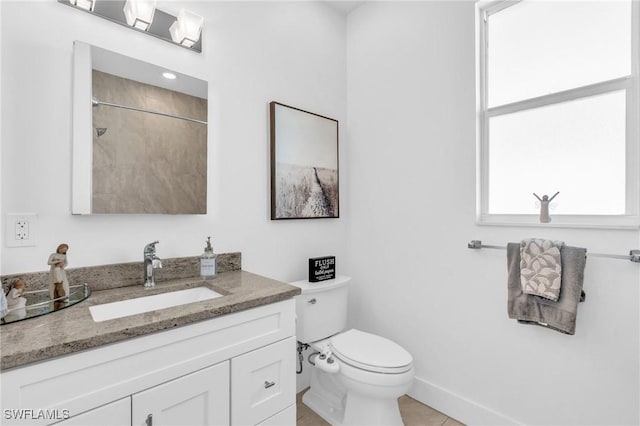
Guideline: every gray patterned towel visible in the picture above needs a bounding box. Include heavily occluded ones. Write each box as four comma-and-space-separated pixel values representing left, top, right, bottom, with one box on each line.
520, 238, 564, 301
508, 243, 587, 335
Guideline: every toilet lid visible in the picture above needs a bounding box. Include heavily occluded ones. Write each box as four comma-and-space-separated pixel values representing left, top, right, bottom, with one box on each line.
329, 329, 413, 374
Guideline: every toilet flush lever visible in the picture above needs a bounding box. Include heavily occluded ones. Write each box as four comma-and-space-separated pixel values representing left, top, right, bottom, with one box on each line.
308, 298, 317, 305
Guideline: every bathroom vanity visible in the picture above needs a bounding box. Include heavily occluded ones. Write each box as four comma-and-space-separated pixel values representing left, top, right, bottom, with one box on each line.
0, 270, 300, 426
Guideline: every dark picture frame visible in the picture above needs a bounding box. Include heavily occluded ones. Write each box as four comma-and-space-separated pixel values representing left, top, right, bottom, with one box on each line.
270, 102, 339, 220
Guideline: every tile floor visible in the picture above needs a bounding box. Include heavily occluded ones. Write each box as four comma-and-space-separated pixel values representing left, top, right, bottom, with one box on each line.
296, 390, 465, 426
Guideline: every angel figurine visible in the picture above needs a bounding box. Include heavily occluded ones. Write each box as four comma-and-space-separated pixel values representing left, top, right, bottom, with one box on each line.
6, 279, 27, 309
3, 279, 27, 320
48, 243, 69, 301
533, 192, 559, 223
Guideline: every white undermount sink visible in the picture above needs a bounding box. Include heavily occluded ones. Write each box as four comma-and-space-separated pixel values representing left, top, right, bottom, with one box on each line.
89, 286, 223, 322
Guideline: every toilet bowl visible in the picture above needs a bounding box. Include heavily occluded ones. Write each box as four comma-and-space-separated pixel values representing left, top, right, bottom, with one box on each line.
290, 276, 414, 426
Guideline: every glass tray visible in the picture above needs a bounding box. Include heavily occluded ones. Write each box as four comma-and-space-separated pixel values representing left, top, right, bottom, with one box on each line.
2, 284, 91, 325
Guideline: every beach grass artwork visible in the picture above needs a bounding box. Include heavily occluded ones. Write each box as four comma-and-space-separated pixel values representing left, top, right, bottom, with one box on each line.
270, 102, 339, 219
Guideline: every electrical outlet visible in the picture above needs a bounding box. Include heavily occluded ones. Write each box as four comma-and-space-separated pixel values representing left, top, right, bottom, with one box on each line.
6, 213, 38, 247
15, 220, 29, 240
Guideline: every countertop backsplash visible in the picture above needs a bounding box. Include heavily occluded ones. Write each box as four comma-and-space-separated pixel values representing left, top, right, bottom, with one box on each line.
1, 252, 241, 293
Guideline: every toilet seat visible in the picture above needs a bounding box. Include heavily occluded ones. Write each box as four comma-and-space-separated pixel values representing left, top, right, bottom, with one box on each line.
329, 329, 413, 374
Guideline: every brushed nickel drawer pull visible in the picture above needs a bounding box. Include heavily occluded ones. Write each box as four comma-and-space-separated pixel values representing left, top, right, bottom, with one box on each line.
264, 380, 276, 389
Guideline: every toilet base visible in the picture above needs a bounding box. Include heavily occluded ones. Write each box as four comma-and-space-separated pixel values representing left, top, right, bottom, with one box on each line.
303, 362, 410, 426
343, 392, 404, 426
302, 364, 345, 425
302, 387, 344, 426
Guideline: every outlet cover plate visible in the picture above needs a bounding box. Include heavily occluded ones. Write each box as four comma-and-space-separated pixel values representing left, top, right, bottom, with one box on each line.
6, 213, 38, 247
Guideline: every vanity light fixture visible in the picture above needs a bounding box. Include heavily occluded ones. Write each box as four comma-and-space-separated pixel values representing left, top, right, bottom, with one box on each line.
162, 72, 177, 80
70, 0, 95, 11
169, 9, 204, 48
123, 0, 157, 31
59, 0, 202, 53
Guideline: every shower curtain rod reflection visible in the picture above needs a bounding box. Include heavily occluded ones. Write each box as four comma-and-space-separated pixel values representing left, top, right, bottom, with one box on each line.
91, 96, 207, 125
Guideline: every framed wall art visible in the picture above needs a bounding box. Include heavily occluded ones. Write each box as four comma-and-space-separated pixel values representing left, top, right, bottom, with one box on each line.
270, 102, 339, 220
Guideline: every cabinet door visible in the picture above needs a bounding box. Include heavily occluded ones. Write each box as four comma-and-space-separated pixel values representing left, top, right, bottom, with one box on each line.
51, 397, 130, 426
132, 361, 229, 426
231, 337, 295, 425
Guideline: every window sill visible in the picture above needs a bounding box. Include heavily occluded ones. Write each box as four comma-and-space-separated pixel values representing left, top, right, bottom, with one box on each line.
476, 214, 640, 230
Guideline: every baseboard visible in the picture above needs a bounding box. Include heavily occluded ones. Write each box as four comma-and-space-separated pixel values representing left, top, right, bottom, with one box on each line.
408, 376, 522, 426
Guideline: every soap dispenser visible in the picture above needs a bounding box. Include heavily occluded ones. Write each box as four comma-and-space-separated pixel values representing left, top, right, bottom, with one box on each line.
200, 237, 217, 279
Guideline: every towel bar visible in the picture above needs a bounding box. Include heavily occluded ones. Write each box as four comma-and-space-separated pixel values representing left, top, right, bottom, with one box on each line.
468, 240, 640, 263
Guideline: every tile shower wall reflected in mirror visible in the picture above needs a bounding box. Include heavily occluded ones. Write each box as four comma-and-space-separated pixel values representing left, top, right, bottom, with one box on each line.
71, 41, 208, 215
92, 71, 207, 214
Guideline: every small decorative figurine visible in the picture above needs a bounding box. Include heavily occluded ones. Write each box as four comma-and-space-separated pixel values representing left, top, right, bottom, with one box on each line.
6, 279, 27, 309
533, 192, 559, 223
48, 243, 69, 301
0, 287, 7, 319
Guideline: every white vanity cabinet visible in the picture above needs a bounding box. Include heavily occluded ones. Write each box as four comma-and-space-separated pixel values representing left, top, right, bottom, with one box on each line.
53, 398, 131, 426
1, 299, 296, 426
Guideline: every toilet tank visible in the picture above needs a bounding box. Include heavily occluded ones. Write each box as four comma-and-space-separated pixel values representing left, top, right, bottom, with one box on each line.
289, 276, 351, 343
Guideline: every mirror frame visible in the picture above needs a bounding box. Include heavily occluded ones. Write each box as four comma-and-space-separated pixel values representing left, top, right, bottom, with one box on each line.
72, 41, 93, 214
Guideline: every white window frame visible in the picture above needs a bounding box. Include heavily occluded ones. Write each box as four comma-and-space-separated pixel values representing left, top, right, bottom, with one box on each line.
476, 0, 640, 229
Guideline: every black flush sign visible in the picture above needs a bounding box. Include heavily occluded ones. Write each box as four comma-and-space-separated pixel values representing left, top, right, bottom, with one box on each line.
309, 256, 336, 282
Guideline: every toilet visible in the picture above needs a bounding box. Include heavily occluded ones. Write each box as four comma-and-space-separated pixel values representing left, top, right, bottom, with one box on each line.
290, 276, 414, 426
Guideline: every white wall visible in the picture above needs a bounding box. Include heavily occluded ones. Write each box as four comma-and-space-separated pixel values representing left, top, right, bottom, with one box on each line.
1, 1, 348, 282
346, 2, 639, 425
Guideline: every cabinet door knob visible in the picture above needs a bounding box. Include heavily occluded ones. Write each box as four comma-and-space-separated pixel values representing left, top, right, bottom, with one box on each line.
264, 380, 276, 389
146, 414, 153, 426
308, 298, 317, 305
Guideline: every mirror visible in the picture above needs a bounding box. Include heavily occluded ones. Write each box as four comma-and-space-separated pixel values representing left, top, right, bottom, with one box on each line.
72, 41, 208, 214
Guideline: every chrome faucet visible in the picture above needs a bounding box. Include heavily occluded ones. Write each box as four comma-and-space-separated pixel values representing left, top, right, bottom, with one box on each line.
143, 241, 162, 288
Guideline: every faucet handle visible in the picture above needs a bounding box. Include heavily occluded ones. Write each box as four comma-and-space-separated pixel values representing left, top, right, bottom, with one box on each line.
144, 240, 160, 255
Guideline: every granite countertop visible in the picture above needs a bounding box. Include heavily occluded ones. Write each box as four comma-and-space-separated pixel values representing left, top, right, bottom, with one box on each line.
0, 270, 301, 371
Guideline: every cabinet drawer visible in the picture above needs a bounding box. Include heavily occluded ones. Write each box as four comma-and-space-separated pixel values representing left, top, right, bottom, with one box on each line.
257, 404, 295, 426
231, 337, 295, 425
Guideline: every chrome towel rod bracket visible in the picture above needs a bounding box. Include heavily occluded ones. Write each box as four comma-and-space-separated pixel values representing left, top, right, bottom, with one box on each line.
468, 240, 640, 263
468, 240, 483, 249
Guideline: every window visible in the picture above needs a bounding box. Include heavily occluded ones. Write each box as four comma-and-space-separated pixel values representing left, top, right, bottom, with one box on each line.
477, 0, 639, 227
